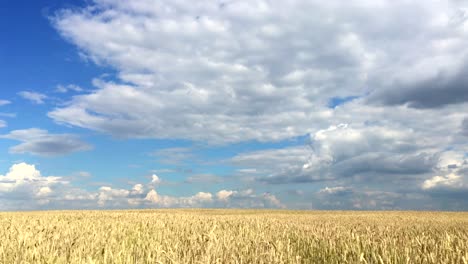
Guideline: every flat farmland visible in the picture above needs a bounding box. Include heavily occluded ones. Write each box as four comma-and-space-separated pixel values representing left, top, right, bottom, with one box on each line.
0, 210, 467, 263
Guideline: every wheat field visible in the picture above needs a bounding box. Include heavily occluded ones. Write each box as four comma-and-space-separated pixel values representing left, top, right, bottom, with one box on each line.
0, 210, 467, 264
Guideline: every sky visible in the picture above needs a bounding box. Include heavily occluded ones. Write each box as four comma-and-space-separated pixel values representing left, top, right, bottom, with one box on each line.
1, 0, 468, 211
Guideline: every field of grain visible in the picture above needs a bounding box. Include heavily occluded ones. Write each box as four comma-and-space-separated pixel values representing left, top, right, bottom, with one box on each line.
0, 210, 467, 263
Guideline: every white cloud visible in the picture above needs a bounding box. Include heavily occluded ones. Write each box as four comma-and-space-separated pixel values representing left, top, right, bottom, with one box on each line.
55, 84, 83, 93
0, 163, 67, 210
422, 173, 462, 190
143, 190, 212, 207
18, 91, 47, 104
49, 0, 440, 142
214, 189, 285, 208
37, 186, 52, 197
1, 128, 92, 156
2, 162, 467, 210
97, 186, 130, 206
318, 186, 351, 195
151, 174, 161, 184
145, 189, 158, 203
421, 152, 468, 191
131, 184, 144, 195
216, 189, 234, 201
0, 100, 11, 128
0, 164, 286, 209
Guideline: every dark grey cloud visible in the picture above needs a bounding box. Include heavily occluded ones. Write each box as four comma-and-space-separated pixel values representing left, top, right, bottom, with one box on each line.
232, 124, 439, 184
332, 152, 437, 178
462, 118, 468, 136
368, 63, 468, 108
1, 128, 92, 156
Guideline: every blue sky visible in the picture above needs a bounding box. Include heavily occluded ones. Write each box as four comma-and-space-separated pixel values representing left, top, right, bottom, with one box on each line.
1, 0, 468, 210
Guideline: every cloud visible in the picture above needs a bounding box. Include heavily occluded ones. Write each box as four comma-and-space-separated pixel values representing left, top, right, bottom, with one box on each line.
216, 190, 235, 201
368, 62, 468, 108
36, 0, 468, 209
2, 162, 467, 210
152, 147, 193, 165
462, 118, 468, 136
75, 171, 92, 177
55, 84, 84, 93
1, 128, 92, 156
144, 190, 213, 207
421, 151, 467, 191
215, 189, 285, 208
185, 174, 223, 184
318, 186, 352, 195
0, 101, 11, 128
0, 162, 286, 210
422, 173, 462, 190
39, 1, 344, 141
97, 186, 130, 206
48, 0, 468, 142
131, 184, 144, 195
304, 124, 438, 179
0, 163, 67, 210
232, 124, 438, 184
18, 91, 47, 104
231, 146, 326, 184
151, 174, 161, 184
0, 112, 16, 118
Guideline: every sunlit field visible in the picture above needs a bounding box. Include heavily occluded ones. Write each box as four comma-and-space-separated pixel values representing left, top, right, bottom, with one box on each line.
0, 210, 467, 263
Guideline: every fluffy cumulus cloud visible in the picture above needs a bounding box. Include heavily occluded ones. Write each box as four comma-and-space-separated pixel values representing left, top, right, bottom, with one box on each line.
215, 189, 285, 208
0, 163, 68, 210
98, 185, 283, 209
422, 173, 462, 190
144, 190, 213, 207
0, 163, 284, 210
421, 151, 468, 192
151, 174, 161, 185
1, 128, 92, 156
95, 185, 283, 209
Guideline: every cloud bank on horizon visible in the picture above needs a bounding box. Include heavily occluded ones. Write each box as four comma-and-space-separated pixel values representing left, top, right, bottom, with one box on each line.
0, 0, 468, 210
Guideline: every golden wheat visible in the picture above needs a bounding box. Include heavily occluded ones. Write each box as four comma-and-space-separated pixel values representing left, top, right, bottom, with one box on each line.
0, 210, 467, 263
